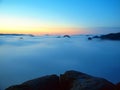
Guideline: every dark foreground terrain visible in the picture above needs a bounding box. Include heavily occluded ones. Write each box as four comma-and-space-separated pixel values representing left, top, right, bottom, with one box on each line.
5, 70, 120, 90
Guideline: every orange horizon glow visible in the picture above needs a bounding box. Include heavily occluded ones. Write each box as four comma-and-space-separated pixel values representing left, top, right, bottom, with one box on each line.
0, 27, 87, 35
0, 16, 88, 35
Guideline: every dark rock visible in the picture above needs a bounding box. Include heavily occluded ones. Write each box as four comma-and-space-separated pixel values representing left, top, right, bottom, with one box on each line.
5, 70, 117, 90
116, 82, 120, 90
22, 74, 59, 90
56, 36, 61, 38
5, 75, 59, 90
100, 32, 120, 40
60, 70, 116, 90
88, 37, 92, 40
5, 85, 32, 90
93, 35, 99, 38
63, 35, 71, 38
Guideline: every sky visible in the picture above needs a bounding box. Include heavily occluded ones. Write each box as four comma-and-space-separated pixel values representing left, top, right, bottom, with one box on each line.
0, 0, 120, 35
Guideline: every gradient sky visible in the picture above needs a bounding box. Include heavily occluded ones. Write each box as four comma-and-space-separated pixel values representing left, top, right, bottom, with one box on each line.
0, 0, 120, 35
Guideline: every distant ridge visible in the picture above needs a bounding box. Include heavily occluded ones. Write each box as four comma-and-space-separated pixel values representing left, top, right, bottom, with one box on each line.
0, 34, 34, 37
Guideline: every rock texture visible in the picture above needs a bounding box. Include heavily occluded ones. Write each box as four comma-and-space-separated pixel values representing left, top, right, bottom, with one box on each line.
5, 75, 59, 90
5, 85, 32, 90
60, 70, 116, 90
116, 82, 120, 90
5, 70, 118, 90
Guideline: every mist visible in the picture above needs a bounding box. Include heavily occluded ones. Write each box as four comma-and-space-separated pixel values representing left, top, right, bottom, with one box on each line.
0, 35, 120, 90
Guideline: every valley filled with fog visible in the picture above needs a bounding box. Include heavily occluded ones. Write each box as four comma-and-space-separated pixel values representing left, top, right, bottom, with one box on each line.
0, 35, 120, 90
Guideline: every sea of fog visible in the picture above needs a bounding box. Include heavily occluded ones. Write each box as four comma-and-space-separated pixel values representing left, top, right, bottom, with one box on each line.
0, 35, 120, 90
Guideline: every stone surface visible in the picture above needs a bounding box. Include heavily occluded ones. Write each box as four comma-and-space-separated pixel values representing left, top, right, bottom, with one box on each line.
5, 75, 59, 90
60, 70, 116, 90
5, 70, 117, 90
116, 82, 120, 90
5, 85, 32, 90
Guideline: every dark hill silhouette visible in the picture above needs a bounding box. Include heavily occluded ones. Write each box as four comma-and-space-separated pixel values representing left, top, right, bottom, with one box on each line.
0, 34, 34, 37
100, 32, 120, 40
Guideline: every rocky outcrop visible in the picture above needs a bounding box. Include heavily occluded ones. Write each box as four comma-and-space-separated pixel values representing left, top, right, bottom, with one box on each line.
5, 70, 117, 90
116, 82, 120, 90
60, 70, 116, 90
88, 37, 92, 40
100, 32, 120, 40
93, 35, 99, 38
5, 75, 59, 90
63, 35, 71, 38
5, 85, 32, 90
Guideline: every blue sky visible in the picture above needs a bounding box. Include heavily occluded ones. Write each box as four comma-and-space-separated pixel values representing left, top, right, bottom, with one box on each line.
0, 0, 120, 34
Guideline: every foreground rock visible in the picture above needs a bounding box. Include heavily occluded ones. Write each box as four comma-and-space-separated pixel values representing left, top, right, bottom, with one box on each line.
5, 75, 59, 90
5, 70, 117, 90
60, 70, 116, 90
116, 82, 120, 90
